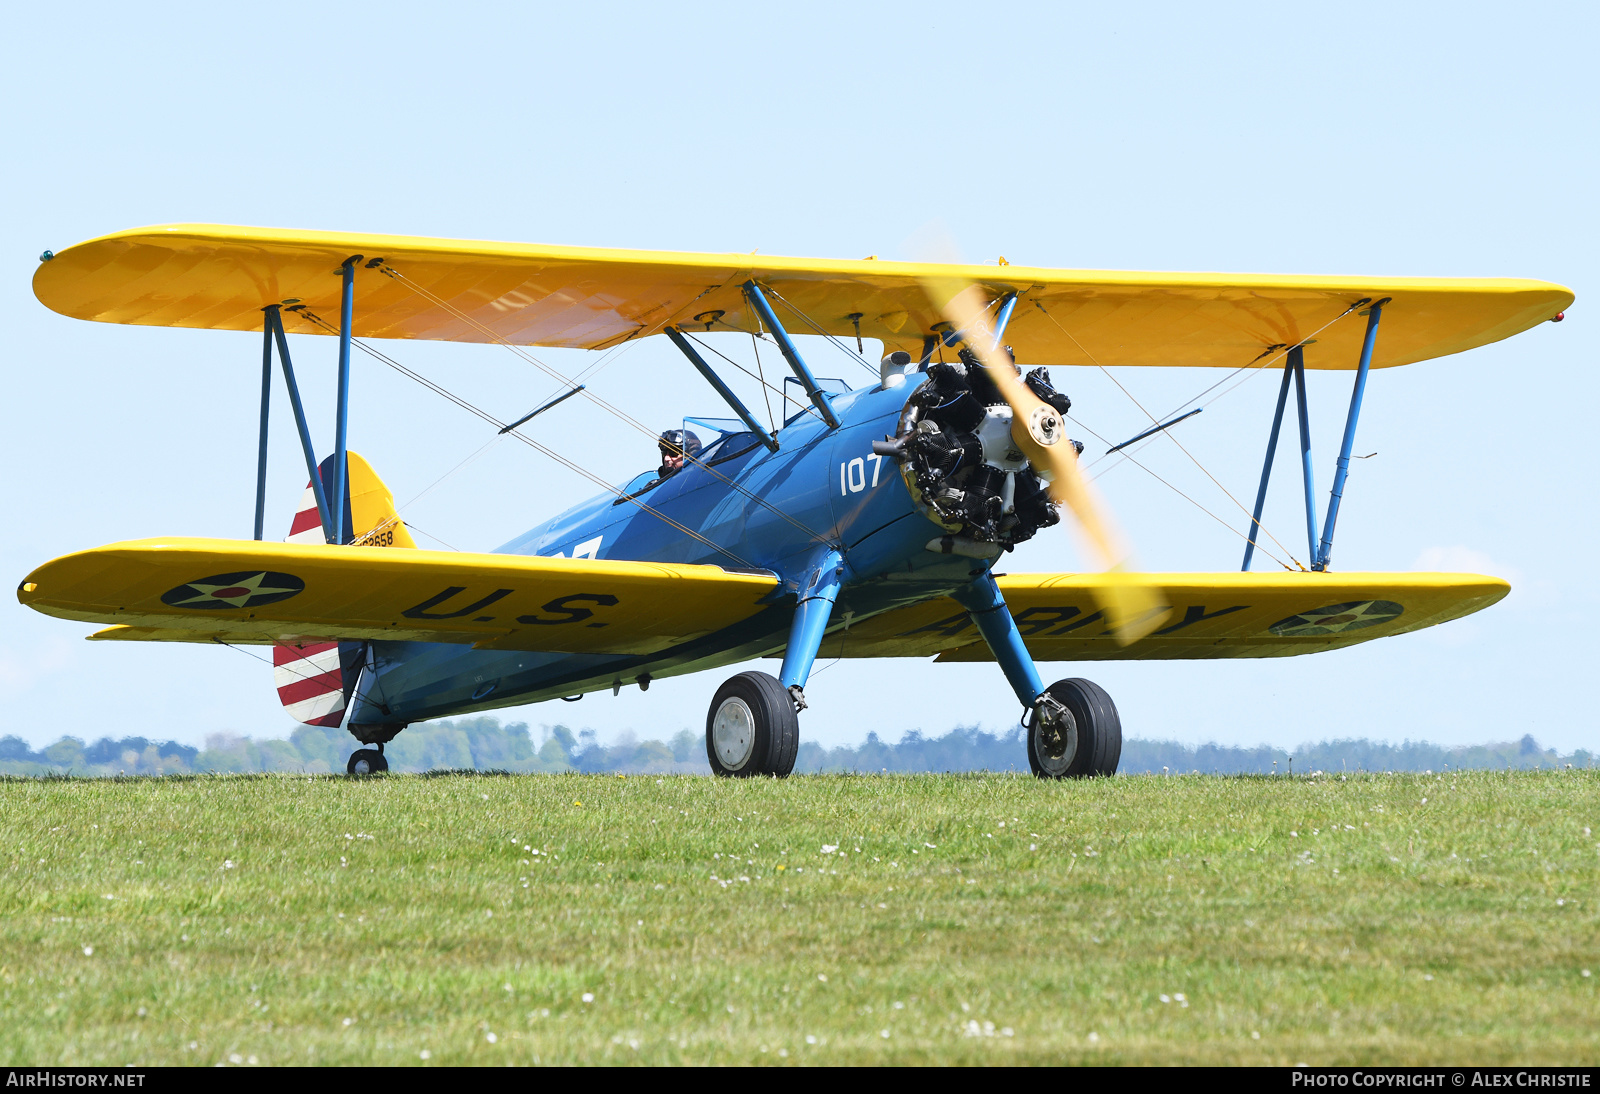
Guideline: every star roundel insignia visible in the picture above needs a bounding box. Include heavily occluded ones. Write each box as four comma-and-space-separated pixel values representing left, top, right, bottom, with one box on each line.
1268, 599, 1403, 637
160, 571, 305, 611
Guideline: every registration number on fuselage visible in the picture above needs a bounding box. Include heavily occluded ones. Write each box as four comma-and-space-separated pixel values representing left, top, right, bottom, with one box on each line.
839, 452, 885, 495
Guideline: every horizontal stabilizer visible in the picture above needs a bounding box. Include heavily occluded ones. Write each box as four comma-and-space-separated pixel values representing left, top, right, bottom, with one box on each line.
20, 538, 778, 656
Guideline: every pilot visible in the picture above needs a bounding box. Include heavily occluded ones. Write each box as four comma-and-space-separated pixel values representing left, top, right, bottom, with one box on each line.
657, 429, 702, 478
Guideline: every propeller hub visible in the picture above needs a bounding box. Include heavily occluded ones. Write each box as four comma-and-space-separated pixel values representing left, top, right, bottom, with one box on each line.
1025, 405, 1064, 447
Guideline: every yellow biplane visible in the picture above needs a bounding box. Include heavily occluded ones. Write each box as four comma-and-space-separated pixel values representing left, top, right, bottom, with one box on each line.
19, 224, 1571, 775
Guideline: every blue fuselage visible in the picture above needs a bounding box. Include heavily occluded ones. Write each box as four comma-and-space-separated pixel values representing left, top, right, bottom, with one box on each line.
353, 378, 982, 725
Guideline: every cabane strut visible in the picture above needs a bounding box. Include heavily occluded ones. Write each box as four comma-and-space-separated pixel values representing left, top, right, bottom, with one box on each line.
742, 281, 841, 430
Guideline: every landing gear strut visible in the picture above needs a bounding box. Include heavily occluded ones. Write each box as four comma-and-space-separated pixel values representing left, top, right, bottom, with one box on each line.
1027, 678, 1121, 778
706, 671, 798, 777
347, 742, 388, 775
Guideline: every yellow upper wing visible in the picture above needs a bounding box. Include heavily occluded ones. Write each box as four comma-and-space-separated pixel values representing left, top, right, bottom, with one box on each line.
33, 224, 1571, 370
832, 572, 1508, 661
17, 538, 778, 655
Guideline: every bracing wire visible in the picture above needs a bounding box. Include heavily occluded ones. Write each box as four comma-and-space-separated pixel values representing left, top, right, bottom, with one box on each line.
759, 285, 879, 378
396, 434, 505, 519
403, 522, 463, 552
683, 329, 806, 414
1063, 412, 1296, 571
373, 264, 829, 546
288, 308, 757, 568
752, 331, 776, 433
1031, 298, 1363, 569
213, 635, 393, 722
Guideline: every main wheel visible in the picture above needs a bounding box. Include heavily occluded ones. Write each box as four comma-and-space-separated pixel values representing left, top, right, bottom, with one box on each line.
347, 748, 388, 775
706, 671, 799, 778
1027, 677, 1121, 779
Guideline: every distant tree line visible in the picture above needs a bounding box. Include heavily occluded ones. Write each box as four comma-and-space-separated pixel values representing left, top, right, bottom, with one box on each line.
0, 720, 1590, 777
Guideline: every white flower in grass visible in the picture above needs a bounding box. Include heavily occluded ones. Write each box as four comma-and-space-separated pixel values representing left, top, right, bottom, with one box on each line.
419, 1049, 431, 1060
582, 992, 595, 1003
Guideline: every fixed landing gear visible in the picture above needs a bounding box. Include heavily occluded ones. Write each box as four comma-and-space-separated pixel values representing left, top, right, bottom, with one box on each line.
706, 671, 798, 778
1027, 678, 1122, 779
347, 743, 388, 775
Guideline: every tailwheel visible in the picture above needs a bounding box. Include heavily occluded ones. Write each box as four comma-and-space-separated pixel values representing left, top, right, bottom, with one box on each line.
705, 671, 798, 778
347, 747, 389, 775
1027, 677, 1121, 779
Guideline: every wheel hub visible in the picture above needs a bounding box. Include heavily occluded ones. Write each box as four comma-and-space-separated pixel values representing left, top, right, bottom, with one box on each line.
711, 696, 756, 771
1032, 698, 1079, 776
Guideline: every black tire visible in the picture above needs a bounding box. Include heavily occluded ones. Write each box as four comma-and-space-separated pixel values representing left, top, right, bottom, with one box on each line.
347, 748, 388, 775
1027, 677, 1121, 779
705, 671, 798, 778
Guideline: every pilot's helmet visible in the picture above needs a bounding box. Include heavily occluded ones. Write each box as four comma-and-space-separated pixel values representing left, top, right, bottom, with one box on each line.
658, 429, 702, 459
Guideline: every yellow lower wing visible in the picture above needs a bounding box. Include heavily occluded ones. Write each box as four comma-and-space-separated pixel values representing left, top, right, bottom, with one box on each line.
834, 572, 1508, 661
18, 539, 777, 655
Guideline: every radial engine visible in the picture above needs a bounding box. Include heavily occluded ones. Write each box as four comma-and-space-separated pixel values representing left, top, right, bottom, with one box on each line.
875, 349, 1081, 559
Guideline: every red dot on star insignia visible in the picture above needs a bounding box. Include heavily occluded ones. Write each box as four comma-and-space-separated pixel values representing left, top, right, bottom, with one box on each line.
211, 587, 250, 598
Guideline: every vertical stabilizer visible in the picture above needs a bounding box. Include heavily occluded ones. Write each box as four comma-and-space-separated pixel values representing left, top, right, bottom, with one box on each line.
286, 451, 416, 548
274, 451, 413, 728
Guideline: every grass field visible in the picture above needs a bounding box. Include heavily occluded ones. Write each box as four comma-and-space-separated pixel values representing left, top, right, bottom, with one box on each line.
2, 770, 1596, 1066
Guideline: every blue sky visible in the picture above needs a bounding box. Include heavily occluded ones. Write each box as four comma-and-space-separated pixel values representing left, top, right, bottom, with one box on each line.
2, 2, 1594, 752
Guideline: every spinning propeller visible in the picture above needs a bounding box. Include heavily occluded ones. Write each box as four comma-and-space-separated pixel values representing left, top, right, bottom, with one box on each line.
920, 276, 1165, 645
